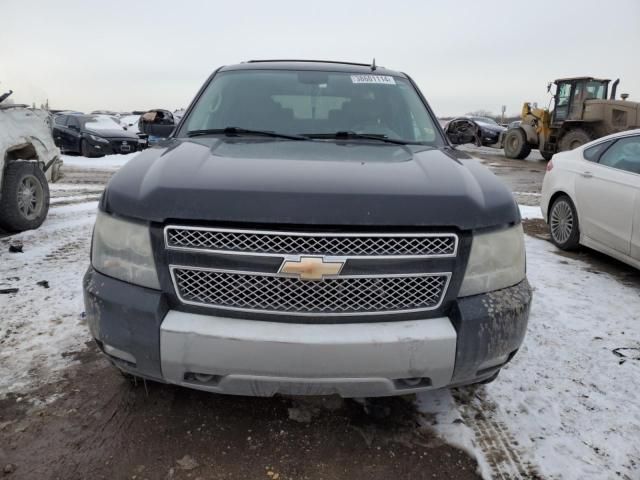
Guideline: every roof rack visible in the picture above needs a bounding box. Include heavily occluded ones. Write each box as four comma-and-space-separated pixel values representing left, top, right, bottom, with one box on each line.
246, 59, 374, 68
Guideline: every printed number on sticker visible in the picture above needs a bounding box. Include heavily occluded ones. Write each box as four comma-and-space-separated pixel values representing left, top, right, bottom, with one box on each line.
351, 75, 396, 85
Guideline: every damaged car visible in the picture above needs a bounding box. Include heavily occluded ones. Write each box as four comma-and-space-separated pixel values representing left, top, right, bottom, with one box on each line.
444, 116, 506, 146
0, 90, 62, 232
138, 109, 177, 144
84, 60, 532, 398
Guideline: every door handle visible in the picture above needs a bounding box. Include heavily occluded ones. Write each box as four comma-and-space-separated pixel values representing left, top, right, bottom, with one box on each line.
581, 171, 593, 178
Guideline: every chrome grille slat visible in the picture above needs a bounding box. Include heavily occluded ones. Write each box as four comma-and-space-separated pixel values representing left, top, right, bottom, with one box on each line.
171, 267, 450, 316
165, 226, 457, 258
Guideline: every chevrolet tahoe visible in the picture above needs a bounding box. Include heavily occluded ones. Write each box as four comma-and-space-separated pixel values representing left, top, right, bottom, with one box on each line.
83, 60, 532, 397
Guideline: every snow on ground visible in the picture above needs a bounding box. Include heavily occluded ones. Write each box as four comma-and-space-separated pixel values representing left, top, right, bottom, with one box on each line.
458, 144, 545, 162
60, 151, 139, 170
0, 153, 139, 394
0, 200, 97, 394
420, 235, 640, 479
487, 237, 640, 478
519, 204, 544, 220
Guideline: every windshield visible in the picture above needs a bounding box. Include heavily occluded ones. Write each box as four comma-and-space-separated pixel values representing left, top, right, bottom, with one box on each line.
180, 70, 443, 145
82, 115, 123, 131
471, 116, 497, 125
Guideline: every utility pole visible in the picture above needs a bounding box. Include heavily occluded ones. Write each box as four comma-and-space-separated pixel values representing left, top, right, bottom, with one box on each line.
501, 105, 506, 124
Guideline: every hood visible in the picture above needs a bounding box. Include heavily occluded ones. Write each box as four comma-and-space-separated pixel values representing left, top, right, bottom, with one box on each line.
86, 128, 139, 139
102, 138, 519, 229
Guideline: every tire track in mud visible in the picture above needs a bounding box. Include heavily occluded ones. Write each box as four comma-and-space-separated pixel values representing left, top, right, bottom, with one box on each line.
454, 389, 542, 480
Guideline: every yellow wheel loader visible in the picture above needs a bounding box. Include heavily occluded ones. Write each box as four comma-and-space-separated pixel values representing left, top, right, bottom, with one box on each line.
502, 77, 640, 160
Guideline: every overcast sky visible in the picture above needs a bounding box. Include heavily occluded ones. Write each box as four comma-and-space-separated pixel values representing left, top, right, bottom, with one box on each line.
1, 0, 639, 117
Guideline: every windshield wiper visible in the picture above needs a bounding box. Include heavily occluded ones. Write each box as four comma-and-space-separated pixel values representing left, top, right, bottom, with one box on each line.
187, 127, 309, 141
303, 131, 413, 145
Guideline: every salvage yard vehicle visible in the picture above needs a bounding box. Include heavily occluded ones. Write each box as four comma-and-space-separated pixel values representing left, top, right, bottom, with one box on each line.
444, 116, 506, 146
138, 109, 177, 144
503, 76, 640, 161
0, 91, 62, 232
84, 60, 532, 398
53, 114, 146, 157
541, 129, 640, 269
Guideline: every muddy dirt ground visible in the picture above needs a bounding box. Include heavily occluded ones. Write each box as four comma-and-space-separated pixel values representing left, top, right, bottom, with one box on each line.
0, 342, 480, 480
1, 148, 637, 480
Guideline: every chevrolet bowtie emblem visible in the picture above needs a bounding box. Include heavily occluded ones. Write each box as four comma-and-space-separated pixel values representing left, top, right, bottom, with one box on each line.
279, 256, 345, 281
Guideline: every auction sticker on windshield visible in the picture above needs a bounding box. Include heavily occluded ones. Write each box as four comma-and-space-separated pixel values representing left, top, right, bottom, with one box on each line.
351, 75, 396, 85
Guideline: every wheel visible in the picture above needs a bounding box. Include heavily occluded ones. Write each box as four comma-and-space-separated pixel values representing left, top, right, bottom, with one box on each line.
540, 151, 553, 161
503, 128, 531, 159
0, 161, 50, 232
80, 139, 94, 157
558, 128, 592, 152
549, 194, 580, 250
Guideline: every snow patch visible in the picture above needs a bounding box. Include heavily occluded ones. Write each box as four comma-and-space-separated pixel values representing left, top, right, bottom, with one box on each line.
519, 204, 543, 220
61, 151, 139, 170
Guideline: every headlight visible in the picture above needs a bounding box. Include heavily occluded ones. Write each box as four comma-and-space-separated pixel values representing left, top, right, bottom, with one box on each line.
88, 134, 109, 144
91, 211, 160, 289
459, 224, 525, 297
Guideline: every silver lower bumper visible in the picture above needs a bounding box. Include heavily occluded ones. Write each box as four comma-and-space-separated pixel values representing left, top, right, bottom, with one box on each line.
160, 311, 457, 397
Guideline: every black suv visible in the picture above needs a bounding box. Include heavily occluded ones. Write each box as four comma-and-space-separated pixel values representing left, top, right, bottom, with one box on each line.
84, 60, 532, 397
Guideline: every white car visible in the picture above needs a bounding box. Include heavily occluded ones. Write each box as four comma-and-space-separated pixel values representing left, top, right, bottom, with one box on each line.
540, 129, 640, 269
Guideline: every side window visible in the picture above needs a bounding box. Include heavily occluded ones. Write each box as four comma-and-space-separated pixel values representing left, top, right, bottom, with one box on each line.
54, 115, 67, 126
583, 140, 614, 162
68, 117, 80, 129
598, 136, 640, 174
554, 83, 572, 122
572, 81, 585, 102
556, 83, 572, 107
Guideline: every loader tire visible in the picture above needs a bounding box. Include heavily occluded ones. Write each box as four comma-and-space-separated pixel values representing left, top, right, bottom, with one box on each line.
558, 128, 592, 152
503, 128, 531, 159
0, 161, 50, 232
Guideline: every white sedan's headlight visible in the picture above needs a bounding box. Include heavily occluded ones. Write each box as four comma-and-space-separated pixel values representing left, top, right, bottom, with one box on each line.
91, 211, 160, 290
459, 224, 526, 297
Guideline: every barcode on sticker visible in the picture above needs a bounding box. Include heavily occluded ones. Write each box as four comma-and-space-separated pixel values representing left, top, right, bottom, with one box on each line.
351, 75, 396, 85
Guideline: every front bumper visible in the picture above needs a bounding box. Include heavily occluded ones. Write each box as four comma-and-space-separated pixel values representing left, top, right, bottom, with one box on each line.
83, 268, 532, 397
84, 138, 140, 155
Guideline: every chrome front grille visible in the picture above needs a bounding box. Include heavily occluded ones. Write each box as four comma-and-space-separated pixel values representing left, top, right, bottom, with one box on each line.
171, 267, 450, 316
165, 226, 457, 258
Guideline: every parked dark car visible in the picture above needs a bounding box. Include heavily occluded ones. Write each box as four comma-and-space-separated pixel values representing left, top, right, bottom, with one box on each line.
444, 116, 506, 146
53, 114, 146, 157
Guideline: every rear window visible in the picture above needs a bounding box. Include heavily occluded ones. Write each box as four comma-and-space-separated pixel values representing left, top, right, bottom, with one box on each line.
180, 69, 443, 145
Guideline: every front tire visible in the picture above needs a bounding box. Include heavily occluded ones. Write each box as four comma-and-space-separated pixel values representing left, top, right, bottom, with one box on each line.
558, 128, 592, 152
503, 128, 531, 159
0, 162, 50, 232
549, 195, 580, 250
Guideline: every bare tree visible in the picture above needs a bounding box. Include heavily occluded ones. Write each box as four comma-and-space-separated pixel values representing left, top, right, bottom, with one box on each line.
465, 109, 494, 118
